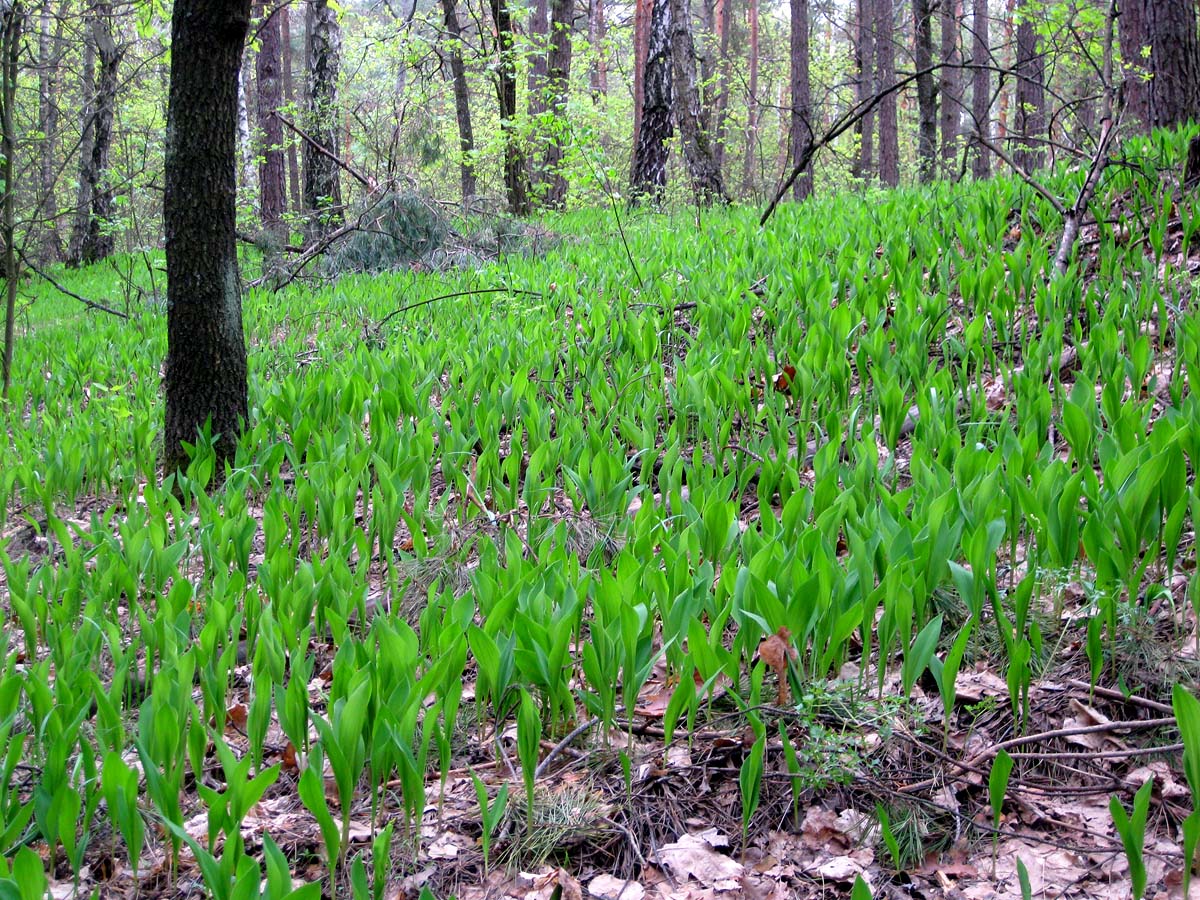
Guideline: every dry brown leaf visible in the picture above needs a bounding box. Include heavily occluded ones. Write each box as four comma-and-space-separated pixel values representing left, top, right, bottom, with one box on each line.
587, 874, 646, 900
654, 831, 743, 890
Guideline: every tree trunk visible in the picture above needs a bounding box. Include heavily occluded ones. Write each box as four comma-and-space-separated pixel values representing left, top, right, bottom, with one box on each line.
163, 0, 251, 471
36, 0, 67, 262
1, 10, 21, 399
672, 0, 727, 202
876, 0, 899, 186
912, 0, 936, 183
1146, 0, 1200, 129
528, 0, 549, 116
304, 0, 343, 236
280, 4, 301, 213
439, 0, 477, 202
630, 0, 673, 202
940, 0, 961, 173
1012, 0, 1044, 171
70, 2, 120, 266
588, 0, 608, 99
711, 0, 731, 173
970, 0, 990, 178
542, 0, 573, 207
741, 0, 759, 192
255, 0, 287, 233
237, 65, 256, 200
632, 0, 652, 152
789, 0, 812, 200
855, 0, 875, 179
490, 0, 530, 214
68, 8, 96, 266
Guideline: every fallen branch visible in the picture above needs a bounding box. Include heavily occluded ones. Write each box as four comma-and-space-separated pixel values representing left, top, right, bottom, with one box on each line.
17, 250, 130, 319
274, 113, 375, 191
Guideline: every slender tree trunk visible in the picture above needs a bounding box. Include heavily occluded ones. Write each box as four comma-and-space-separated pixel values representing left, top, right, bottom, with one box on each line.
237, 65, 255, 199
672, 0, 727, 202
855, 0, 875, 179
711, 0, 731, 172
68, 13, 96, 265
280, 5, 301, 213
876, 0, 898, 186
37, 0, 66, 262
970, 0, 990, 178
490, 0, 530, 214
163, 0, 251, 471
1, 10, 21, 399
940, 0, 961, 173
304, 0, 343, 235
631, 0, 652, 153
912, 0, 936, 182
528, 0, 549, 116
439, 0, 477, 201
789, 0, 812, 200
1013, 0, 1043, 170
542, 0, 573, 207
255, 0, 287, 232
1145, 0, 1200, 129
741, 0, 759, 192
588, 0, 608, 99
630, 0, 672, 201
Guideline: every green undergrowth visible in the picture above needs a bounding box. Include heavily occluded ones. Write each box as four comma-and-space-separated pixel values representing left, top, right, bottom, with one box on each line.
3, 127, 1200, 894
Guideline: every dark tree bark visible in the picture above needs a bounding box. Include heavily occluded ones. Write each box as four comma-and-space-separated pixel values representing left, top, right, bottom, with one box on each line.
541, 0, 573, 207
672, 0, 727, 202
439, 0, 477, 201
876, 0, 898, 186
69, 1, 120, 265
490, 0, 529, 214
940, 0, 961, 173
36, 0, 67, 262
1, 10, 20, 399
280, 4, 301, 213
303, 0, 343, 235
855, 0, 875, 179
1145, 0, 1200, 129
1012, 0, 1044, 171
528, 0, 549, 116
163, 0, 251, 471
741, 0, 760, 191
912, 0, 936, 182
630, 0, 672, 201
1118, 0, 1148, 129
255, 0, 287, 233
970, 0, 990, 178
790, 0, 812, 200
587, 0, 608, 99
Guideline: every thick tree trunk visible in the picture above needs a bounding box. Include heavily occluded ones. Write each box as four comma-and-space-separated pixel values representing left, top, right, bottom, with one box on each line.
912, 0, 936, 183
303, 0, 343, 235
876, 0, 898, 186
1146, 0, 1200, 129
630, 0, 672, 201
970, 0, 990, 178
542, 0, 573, 207
855, 0, 875, 179
280, 5, 301, 213
1013, 0, 1044, 171
741, 0, 759, 192
588, 0, 608, 99
255, 0, 287, 232
439, 0, 477, 202
490, 0, 530, 214
163, 0, 251, 471
940, 0, 961, 173
789, 0, 812, 200
672, 0, 727, 202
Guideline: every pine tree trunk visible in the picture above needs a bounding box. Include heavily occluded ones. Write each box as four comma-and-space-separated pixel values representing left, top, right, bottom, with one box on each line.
970, 0, 990, 178
440, 0, 477, 202
1013, 0, 1043, 171
542, 0, 573, 207
163, 0, 251, 471
631, 0, 652, 153
255, 0, 287, 232
672, 0, 727, 202
304, 0, 343, 236
1146, 0, 1200, 129
876, 0, 899, 186
855, 0, 875, 179
939, 0, 961, 174
588, 0, 608, 99
711, 0, 731, 173
912, 0, 936, 183
630, 0, 673, 202
490, 0, 530, 214
789, 0, 812, 200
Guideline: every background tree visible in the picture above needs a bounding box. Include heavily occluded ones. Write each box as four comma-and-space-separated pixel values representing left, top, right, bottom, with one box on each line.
163, 0, 251, 471
255, 0, 287, 235
439, 0, 477, 203
490, 0, 529, 214
789, 0, 811, 200
970, 0, 990, 178
540, 0, 573, 207
940, 0, 962, 173
855, 0, 875, 179
671, 0, 726, 202
1, 6, 20, 399
741, 0, 759, 191
630, 0, 672, 201
304, 0, 343, 235
876, 0, 898, 186
912, 0, 936, 182
1012, 0, 1044, 171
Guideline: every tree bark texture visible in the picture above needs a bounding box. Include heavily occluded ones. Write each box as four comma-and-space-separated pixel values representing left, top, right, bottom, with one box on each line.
631, 0, 652, 152
970, 0, 990, 178
711, 0, 731, 173
789, 0, 812, 200
1, 10, 21, 398
1118, 0, 1148, 129
163, 0, 251, 470
1013, 0, 1044, 171
940, 0, 961, 173
541, 0, 573, 207
280, 4, 301, 212
588, 0, 608, 99
439, 0, 477, 202
912, 0, 936, 182
1145, 0, 1200, 129
741, 0, 760, 191
630, 0, 672, 202
303, 0, 343, 234
672, 0, 727, 202
490, 0, 530, 214
855, 0, 875, 179
70, 2, 120, 265
876, 0, 899, 186
255, 0, 287, 231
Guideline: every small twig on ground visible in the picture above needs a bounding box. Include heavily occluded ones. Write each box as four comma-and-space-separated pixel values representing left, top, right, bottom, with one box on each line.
374, 287, 542, 331
535, 716, 601, 779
